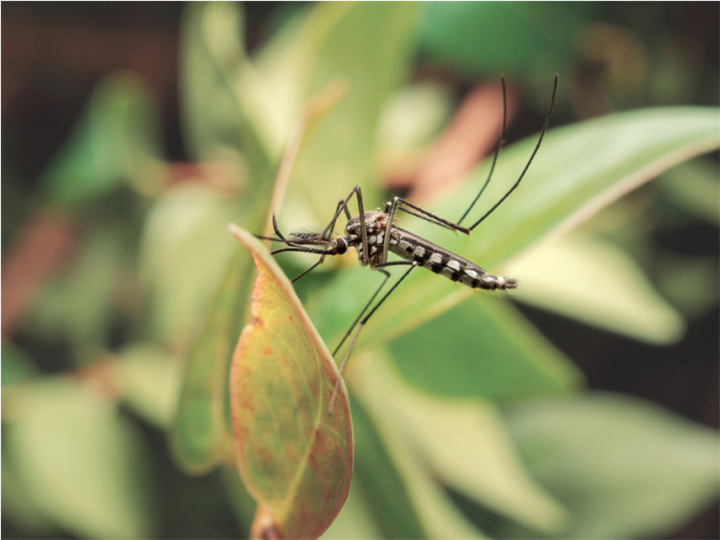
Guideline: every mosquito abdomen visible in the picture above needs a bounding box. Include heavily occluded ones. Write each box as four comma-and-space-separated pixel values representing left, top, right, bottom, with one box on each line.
387, 227, 517, 290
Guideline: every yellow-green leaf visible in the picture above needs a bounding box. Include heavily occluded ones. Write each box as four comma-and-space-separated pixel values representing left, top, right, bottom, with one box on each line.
6, 378, 154, 539
508, 230, 685, 344
229, 225, 353, 539
359, 356, 568, 535
504, 393, 720, 539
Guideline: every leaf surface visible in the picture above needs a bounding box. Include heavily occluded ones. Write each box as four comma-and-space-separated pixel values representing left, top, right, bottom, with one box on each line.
264, 2, 420, 230
503, 393, 720, 539
658, 157, 720, 225
6, 378, 154, 539
39, 72, 163, 205
420, 3, 593, 77
387, 295, 582, 401
359, 356, 568, 535
353, 390, 485, 539
507, 230, 685, 344
229, 225, 353, 539
170, 247, 255, 474
116, 344, 181, 428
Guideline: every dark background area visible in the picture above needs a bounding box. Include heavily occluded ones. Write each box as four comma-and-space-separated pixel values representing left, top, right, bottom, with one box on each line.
3, 2, 718, 539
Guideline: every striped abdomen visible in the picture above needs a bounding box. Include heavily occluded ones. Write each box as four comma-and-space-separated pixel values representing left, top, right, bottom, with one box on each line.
388, 227, 516, 291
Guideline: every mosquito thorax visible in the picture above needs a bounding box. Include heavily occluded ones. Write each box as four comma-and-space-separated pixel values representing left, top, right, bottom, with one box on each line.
344, 211, 387, 237
344, 211, 391, 265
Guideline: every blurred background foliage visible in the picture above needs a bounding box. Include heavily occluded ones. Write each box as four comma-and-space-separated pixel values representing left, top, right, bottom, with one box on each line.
2, 2, 719, 539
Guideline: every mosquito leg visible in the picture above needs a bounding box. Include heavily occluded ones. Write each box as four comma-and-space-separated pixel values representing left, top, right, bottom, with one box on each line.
355, 187, 369, 266
328, 261, 418, 415
380, 195, 471, 262
381, 199, 398, 264
467, 74, 558, 231
255, 214, 299, 244
396, 199, 472, 234
332, 269, 392, 356
457, 77, 508, 226
291, 256, 326, 283
385, 76, 557, 237
270, 246, 337, 256
319, 199, 350, 241
379, 78, 506, 239
379, 196, 440, 264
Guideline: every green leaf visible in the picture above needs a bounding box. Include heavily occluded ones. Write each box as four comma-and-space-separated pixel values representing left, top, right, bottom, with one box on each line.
360, 356, 568, 535
229, 225, 353, 539
503, 393, 720, 539
654, 253, 719, 320
6, 378, 154, 539
321, 480, 384, 540
271, 2, 421, 226
180, 1, 244, 161
507, 230, 685, 344
39, 72, 163, 205
349, 396, 429, 539
1, 452, 57, 535
658, 157, 720, 225
116, 344, 181, 427
179, 2, 276, 200
420, 3, 595, 80
376, 81, 455, 152
1, 341, 38, 388
168, 77, 346, 473
170, 246, 255, 474
221, 465, 258, 537
387, 295, 582, 400
355, 366, 490, 539
139, 183, 243, 344
313, 107, 720, 359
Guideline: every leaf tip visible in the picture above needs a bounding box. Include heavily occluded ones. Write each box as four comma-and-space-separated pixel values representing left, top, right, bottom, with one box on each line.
228, 222, 243, 238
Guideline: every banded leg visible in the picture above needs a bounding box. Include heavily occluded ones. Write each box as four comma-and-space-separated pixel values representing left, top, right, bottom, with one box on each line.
328, 260, 418, 415
380, 195, 472, 263
457, 77, 508, 226
464, 74, 557, 232
267, 243, 340, 282
320, 198, 353, 240
380, 76, 558, 263
290, 257, 326, 283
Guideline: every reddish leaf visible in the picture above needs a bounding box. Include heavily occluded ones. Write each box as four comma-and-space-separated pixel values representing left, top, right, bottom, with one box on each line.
228, 225, 353, 540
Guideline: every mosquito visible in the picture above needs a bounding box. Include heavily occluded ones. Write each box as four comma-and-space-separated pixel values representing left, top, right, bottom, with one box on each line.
258, 75, 558, 414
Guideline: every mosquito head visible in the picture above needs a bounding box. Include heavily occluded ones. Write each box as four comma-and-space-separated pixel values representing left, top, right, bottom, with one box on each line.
335, 236, 348, 255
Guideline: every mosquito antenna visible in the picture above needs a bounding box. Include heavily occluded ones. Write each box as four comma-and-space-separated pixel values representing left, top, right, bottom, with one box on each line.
467, 74, 558, 232
458, 77, 507, 226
